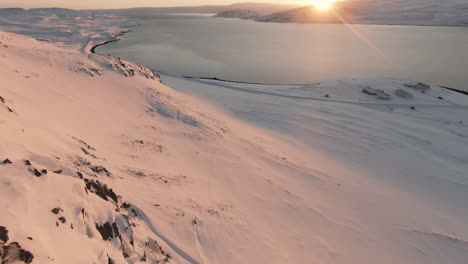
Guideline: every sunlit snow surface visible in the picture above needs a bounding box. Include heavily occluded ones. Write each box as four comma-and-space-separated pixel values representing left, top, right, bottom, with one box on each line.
0, 8, 468, 264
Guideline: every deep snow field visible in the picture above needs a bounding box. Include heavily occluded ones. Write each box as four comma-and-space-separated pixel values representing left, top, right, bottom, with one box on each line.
1, 9, 468, 264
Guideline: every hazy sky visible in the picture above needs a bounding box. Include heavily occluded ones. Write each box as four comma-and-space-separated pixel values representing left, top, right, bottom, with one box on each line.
0, 0, 311, 10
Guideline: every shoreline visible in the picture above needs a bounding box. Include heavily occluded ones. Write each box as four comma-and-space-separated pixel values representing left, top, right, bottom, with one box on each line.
89, 29, 131, 54
90, 26, 468, 96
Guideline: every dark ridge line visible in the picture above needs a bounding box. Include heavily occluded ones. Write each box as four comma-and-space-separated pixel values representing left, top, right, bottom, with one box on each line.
89, 30, 130, 54
181, 75, 313, 86
441, 86, 468, 96
179, 74, 468, 96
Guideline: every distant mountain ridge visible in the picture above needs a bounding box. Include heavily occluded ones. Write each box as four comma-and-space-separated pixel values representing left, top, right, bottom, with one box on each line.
214, 0, 468, 26
255, 6, 355, 24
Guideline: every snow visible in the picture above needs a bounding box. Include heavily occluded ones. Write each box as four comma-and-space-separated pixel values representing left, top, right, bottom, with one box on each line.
1, 8, 468, 264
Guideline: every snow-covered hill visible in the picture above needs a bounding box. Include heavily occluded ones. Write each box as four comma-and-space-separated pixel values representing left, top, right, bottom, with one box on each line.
1, 8, 468, 264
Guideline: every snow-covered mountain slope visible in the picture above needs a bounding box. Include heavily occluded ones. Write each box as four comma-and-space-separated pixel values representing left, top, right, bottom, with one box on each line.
0, 30, 322, 263
1, 8, 468, 264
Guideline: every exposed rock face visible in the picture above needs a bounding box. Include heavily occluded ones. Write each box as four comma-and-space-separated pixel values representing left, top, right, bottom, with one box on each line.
84, 179, 118, 203
96, 222, 120, 241
0, 227, 9, 244
0, 227, 34, 264
405, 82, 431, 92
362, 86, 392, 100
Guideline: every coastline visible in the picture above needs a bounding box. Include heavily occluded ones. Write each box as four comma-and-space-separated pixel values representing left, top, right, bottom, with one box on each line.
91, 34, 468, 95
89, 29, 132, 54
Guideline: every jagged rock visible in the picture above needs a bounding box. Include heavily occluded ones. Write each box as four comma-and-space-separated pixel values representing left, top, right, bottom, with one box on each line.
90, 165, 110, 176
53, 169, 63, 174
51, 207, 62, 214
0, 96, 4, 103
31, 169, 42, 177
81, 147, 97, 158
58, 217, 66, 224
41, 169, 48, 174
107, 256, 115, 264
84, 179, 118, 203
405, 82, 430, 92
95, 222, 119, 241
0, 242, 34, 264
0, 226, 9, 244
362, 86, 391, 100
2, 159, 12, 165
76, 171, 83, 179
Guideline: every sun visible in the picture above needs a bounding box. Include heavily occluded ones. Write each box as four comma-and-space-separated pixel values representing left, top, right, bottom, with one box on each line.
309, 0, 336, 11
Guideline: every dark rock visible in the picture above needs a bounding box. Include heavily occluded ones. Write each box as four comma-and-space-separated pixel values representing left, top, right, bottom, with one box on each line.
362, 86, 391, 100
0, 96, 4, 103
95, 222, 119, 241
438, 96, 444, 100
84, 179, 118, 203
41, 169, 47, 174
121, 202, 131, 209
410, 106, 416, 110
77, 171, 83, 179
0, 226, 9, 244
24, 160, 31, 166
108, 256, 115, 264
26, 237, 32, 241
51, 207, 62, 214
53, 169, 63, 174
324, 94, 329, 98
1, 242, 34, 264
140, 252, 146, 261
405, 82, 430, 92
81, 147, 97, 159
32, 169, 41, 177
58, 217, 66, 224
90, 165, 110, 176
2, 159, 12, 165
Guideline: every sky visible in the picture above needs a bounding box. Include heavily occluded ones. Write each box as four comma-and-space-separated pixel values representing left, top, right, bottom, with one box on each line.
0, 0, 312, 10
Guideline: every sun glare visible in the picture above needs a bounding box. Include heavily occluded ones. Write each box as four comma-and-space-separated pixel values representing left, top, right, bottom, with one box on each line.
309, 0, 336, 11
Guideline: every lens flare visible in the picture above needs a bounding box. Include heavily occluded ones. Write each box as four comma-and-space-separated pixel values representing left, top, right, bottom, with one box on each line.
309, 0, 336, 11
